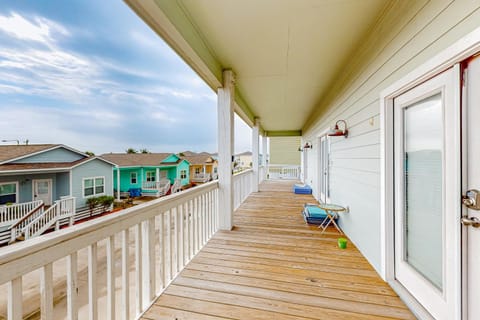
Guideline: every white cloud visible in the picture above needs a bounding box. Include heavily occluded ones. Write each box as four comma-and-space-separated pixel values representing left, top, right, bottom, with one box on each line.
0, 12, 68, 45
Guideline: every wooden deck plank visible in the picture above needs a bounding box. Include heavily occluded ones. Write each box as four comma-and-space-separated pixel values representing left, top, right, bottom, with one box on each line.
141, 180, 415, 320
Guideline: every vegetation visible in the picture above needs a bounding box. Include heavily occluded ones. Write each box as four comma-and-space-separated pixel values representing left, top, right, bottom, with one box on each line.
140, 148, 150, 154
85, 151, 95, 156
86, 195, 115, 214
126, 148, 137, 154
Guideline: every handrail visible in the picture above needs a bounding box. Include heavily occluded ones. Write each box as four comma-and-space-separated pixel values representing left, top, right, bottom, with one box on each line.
0, 200, 43, 225
0, 181, 218, 319
9, 202, 45, 229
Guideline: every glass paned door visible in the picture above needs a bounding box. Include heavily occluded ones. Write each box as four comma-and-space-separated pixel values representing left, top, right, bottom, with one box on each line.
393, 68, 461, 320
402, 93, 443, 289
318, 135, 330, 203
34, 179, 52, 206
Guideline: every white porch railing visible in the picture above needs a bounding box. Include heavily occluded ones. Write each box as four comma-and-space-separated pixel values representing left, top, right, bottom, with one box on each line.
259, 165, 266, 183
267, 164, 301, 180
233, 169, 254, 210
142, 179, 171, 196
0, 200, 43, 227
191, 173, 211, 183
0, 181, 218, 320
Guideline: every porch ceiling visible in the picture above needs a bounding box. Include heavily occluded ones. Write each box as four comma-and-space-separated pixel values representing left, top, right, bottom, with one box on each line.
125, 0, 391, 132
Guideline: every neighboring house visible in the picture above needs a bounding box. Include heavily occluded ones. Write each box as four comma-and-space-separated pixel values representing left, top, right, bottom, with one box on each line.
101, 153, 190, 197
234, 151, 253, 170
179, 151, 218, 183
0, 144, 114, 209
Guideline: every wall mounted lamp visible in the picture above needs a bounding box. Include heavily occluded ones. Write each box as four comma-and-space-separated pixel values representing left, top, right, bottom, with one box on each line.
327, 120, 349, 138
298, 142, 313, 152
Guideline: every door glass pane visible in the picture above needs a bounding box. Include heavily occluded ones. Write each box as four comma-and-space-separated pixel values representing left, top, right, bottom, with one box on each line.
37, 181, 49, 194
403, 93, 443, 290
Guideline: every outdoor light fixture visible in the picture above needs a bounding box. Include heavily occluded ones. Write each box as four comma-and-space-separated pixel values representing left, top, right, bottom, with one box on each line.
327, 120, 348, 138
298, 142, 313, 152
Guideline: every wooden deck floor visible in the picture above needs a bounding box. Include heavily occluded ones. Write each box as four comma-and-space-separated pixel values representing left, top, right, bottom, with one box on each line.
142, 180, 415, 320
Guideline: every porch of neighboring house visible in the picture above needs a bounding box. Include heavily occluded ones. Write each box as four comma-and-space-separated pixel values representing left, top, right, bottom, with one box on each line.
141, 180, 414, 320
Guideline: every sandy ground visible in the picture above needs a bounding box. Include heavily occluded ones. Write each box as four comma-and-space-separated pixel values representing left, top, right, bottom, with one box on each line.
0, 214, 179, 320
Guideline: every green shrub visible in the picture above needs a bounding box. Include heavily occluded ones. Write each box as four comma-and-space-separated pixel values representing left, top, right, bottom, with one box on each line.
98, 195, 115, 211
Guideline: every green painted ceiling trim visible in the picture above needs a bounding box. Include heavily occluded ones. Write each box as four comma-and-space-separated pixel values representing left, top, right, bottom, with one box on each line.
153, 0, 223, 88
265, 130, 302, 137
234, 90, 255, 125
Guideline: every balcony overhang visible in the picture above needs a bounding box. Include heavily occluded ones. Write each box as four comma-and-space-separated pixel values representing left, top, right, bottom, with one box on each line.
125, 0, 392, 132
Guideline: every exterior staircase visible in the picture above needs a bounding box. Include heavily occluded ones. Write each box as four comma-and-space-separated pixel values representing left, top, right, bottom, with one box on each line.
0, 197, 76, 245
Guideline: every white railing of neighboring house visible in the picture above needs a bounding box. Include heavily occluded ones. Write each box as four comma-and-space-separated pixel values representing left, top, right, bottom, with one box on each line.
0, 181, 219, 320
191, 173, 211, 183
233, 169, 254, 210
142, 179, 171, 196
171, 179, 182, 194
0, 200, 44, 227
267, 164, 301, 180
23, 197, 76, 240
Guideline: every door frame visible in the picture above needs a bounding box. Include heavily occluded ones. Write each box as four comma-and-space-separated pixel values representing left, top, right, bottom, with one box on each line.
380, 26, 480, 319
32, 179, 53, 206
316, 133, 330, 204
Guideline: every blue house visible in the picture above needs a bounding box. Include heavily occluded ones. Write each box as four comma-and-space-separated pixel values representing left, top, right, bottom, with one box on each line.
100, 153, 190, 197
0, 144, 115, 209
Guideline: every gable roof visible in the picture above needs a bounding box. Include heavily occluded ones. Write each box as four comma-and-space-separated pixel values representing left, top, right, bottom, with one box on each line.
0, 156, 114, 173
180, 153, 216, 166
0, 144, 60, 163
101, 153, 181, 167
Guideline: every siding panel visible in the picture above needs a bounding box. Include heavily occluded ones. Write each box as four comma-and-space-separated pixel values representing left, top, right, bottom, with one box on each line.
303, 1, 480, 272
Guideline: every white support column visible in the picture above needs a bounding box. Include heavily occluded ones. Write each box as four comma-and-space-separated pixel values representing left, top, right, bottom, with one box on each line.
116, 167, 120, 201
156, 168, 160, 182
252, 118, 260, 192
217, 69, 235, 230
262, 135, 268, 180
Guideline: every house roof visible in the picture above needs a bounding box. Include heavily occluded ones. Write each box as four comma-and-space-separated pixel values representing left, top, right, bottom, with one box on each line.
101, 153, 181, 167
0, 158, 87, 172
180, 153, 216, 166
236, 151, 252, 156
0, 144, 60, 163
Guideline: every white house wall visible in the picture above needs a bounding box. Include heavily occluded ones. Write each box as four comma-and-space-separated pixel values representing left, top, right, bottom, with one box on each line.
302, 0, 480, 273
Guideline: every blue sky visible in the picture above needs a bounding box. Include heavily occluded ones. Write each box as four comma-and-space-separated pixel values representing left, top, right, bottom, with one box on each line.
0, 0, 251, 155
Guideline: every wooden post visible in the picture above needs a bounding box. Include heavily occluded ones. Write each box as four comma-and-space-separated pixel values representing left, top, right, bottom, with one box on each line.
116, 167, 121, 201
262, 135, 268, 180
217, 70, 235, 230
252, 118, 260, 192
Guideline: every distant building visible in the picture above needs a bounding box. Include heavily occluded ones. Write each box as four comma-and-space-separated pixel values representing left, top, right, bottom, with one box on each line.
179, 151, 218, 183
234, 151, 253, 170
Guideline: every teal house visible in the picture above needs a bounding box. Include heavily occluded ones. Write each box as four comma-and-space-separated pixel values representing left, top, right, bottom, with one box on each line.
101, 153, 190, 197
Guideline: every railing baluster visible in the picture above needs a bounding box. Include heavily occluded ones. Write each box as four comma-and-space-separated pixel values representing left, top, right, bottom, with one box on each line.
168, 210, 173, 281
189, 199, 194, 259
121, 229, 130, 320
88, 243, 98, 320
158, 213, 165, 290
141, 217, 155, 309
134, 224, 142, 315
172, 207, 178, 275
67, 252, 78, 320
183, 202, 189, 266
40, 262, 53, 320
177, 205, 183, 271
8, 277, 22, 320
106, 235, 115, 320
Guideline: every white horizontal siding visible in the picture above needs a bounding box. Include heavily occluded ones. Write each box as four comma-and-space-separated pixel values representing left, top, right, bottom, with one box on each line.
303, 0, 480, 272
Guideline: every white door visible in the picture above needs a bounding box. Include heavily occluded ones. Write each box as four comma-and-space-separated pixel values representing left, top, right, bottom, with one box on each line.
33, 179, 52, 206
393, 67, 461, 319
463, 55, 480, 320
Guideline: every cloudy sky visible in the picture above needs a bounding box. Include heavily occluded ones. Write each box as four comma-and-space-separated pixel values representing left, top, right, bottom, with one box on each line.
0, 0, 252, 155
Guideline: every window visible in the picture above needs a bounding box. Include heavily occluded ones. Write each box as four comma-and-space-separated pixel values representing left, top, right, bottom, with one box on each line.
0, 182, 18, 205
130, 172, 137, 184
146, 171, 155, 182
83, 177, 105, 197
214, 167, 217, 173
195, 167, 200, 174
180, 170, 187, 179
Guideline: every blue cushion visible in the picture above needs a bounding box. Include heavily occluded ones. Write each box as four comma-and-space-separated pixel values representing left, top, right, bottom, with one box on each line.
304, 205, 327, 218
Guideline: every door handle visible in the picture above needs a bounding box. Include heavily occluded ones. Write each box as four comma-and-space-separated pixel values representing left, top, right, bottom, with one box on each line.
462, 189, 480, 210
461, 216, 480, 228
